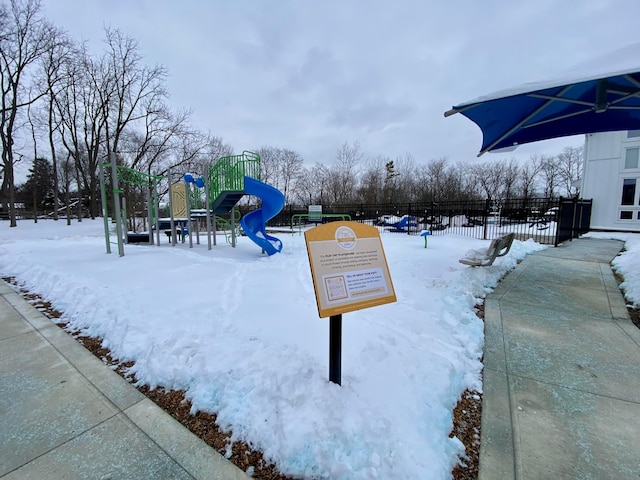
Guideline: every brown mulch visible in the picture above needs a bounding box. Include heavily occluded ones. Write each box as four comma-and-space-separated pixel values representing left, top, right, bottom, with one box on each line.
1, 275, 487, 479
629, 307, 640, 329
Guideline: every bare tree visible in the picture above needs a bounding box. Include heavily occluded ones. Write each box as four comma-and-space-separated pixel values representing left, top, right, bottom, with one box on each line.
357, 156, 385, 204
499, 157, 519, 200
456, 162, 481, 200
325, 141, 362, 203
0, 0, 57, 226
40, 28, 74, 219
425, 157, 451, 201
539, 154, 561, 198
150, 131, 224, 201
393, 153, 419, 202
256, 146, 280, 188
279, 148, 303, 203
90, 28, 166, 224
252, 146, 304, 203
55, 43, 110, 219
57, 151, 73, 224
517, 155, 542, 199
469, 159, 505, 200
124, 104, 192, 175
53, 43, 84, 207
101, 28, 168, 160
556, 146, 583, 197
307, 162, 331, 204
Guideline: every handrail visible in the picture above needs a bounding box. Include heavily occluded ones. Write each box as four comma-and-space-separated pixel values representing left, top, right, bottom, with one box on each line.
214, 214, 242, 244
208, 151, 261, 205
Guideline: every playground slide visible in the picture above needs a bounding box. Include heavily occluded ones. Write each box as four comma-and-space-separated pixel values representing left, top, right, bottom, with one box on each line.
240, 176, 286, 255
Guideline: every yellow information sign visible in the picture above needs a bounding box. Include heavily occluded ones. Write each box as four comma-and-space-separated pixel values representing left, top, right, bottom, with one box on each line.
305, 221, 396, 318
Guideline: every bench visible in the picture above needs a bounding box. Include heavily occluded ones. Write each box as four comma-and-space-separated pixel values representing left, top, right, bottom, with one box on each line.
459, 232, 515, 267
126, 233, 152, 244
153, 220, 189, 242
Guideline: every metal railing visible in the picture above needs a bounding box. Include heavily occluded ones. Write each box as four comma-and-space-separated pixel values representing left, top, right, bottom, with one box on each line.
208, 150, 261, 200
264, 197, 592, 245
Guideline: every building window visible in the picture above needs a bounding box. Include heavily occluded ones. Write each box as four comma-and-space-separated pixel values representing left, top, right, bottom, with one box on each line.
628, 130, 640, 138
621, 211, 633, 220
625, 148, 640, 169
621, 179, 636, 205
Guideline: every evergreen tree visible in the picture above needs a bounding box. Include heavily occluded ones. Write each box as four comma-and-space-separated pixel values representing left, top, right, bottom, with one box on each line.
384, 161, 400, 202
19, 158, 56, 212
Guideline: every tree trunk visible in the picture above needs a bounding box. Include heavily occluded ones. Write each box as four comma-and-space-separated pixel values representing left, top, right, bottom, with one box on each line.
76, 162, 83, 222
8, 169, 17, 227
48, 99, 59, 220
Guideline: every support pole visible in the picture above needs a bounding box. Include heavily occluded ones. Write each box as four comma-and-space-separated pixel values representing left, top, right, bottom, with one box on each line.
110, 156, 125, 257
204, 164, 212, 250
99, 164, 111, 254
122, 196, 128, 244
329, 314, 342, 385
213, 213, 217, 246
231, 208, 236, 248
154, 178, 161, 246
168, 168, 176, 246
186, 179, 193, 248
146, 183, 153, 244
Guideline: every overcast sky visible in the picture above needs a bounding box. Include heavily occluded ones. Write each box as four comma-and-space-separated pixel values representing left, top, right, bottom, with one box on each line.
38, 0, 640, 168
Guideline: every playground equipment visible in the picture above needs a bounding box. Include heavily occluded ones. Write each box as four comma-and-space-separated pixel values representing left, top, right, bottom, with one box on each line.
99, 159, 163, 256
206, 151, 285, 255
100, 151, 286, 257
384, 215, 419, 232
290, 213, 352, 235
241, 176, 286, 255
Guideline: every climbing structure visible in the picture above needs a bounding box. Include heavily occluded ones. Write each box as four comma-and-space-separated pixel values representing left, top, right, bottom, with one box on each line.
208, 151, 285, 255
208, 151, 261, 214
100, 151, 285, 256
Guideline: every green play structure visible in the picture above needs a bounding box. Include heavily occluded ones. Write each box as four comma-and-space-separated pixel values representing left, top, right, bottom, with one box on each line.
99, 162, 163, 256
208, 150, 261, 214
100, 150, 273, 256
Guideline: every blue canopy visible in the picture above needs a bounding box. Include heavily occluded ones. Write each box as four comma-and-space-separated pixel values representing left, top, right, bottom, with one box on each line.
445, 44, 640, 156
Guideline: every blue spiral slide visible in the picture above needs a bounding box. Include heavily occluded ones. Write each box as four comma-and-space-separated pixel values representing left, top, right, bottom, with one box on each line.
240, 176, 286, 255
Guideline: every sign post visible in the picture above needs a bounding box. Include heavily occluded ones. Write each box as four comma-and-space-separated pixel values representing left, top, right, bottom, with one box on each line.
305, 221, 396, 385
329, 314, 342, 384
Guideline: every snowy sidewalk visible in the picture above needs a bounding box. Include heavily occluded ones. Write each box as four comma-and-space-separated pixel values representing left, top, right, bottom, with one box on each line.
480, 238, 640, 478
0, 281, 249, 480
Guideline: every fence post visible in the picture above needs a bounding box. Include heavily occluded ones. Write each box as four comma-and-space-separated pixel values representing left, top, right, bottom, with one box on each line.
483, 198, 490, 240
554, 196, 564, 247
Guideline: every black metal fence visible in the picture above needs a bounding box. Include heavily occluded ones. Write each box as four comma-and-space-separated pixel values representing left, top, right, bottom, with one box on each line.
555, 198, 593, 246
259, 196, 592, 245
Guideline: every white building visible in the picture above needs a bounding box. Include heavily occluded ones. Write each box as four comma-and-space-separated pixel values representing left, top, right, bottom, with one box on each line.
582, 129, 640, 232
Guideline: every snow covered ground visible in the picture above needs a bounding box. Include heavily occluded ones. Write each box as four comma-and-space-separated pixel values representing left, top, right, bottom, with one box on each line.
1, 220, 638, 479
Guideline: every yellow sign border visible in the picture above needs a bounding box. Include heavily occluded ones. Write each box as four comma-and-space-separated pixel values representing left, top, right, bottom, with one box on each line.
305, 221, 396, 318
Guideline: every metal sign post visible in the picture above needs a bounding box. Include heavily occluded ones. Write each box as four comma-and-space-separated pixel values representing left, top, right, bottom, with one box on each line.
305, 221, 396, 385
329, 314, 342, 385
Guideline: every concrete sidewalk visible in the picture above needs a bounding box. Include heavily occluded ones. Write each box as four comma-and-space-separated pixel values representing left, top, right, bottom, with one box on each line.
0, 281, 249, 480
480, 238, 640, 479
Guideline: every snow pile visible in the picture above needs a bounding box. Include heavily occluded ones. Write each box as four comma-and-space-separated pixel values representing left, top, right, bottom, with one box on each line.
588, 231, 640, 306
1, 220, 551, 479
